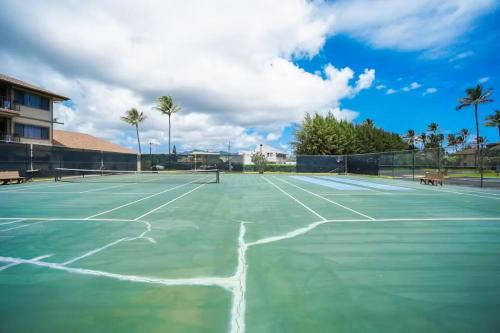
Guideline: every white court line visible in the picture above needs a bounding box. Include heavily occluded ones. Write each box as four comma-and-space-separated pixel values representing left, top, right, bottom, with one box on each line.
0, 219, 26, 226
262, 177, 327, 222
0, 217, 139, 222
133, 182, 208, 221
0, 256, 236, 289
0, 191, 155, 195
353, 175, 500, 200
79, 182, 136, 193
61, 220, 156, 266
0, 221, 48, 232
85, 178, 203, 219
248, 216, 500, 247
273, 176, 375, 220
0, 254, 52, 272
0, 181, 74, 193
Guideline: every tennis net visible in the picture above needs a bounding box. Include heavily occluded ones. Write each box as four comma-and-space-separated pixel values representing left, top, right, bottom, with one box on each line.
54, 168, 220, 184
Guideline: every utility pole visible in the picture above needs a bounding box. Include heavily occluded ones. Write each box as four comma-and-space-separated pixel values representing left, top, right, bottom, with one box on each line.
227, 139, 231, 171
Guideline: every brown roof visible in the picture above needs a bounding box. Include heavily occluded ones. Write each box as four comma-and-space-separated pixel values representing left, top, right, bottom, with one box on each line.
0, 73, 69, 101
53, 130, 137, 154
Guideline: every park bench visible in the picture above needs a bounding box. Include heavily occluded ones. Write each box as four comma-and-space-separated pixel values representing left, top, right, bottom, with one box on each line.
0, 171, 26, 185
420, 171, 443, 186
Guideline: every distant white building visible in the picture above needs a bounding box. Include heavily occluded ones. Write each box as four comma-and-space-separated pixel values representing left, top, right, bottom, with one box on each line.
243, 144, 287, 165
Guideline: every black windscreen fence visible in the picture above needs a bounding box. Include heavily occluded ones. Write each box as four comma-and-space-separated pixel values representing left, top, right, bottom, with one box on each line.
295, 147, 499, 188
140, 153, 244, 172
0, 141, 138, 178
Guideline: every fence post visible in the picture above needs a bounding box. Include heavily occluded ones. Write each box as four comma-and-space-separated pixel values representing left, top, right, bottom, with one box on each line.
344, 154, 347, 175
391, 153, 395, 178
412, 149, 415, 181
29, 144, 33, 171
137, 154, 141, 171
480, 148, 484, 188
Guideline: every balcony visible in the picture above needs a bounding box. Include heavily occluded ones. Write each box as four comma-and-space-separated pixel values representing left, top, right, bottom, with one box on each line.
0, 132, 20, 143
0, 96, 21, 116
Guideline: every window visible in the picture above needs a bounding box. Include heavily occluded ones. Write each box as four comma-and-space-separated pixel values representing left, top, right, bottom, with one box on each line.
14, 123, 49, 140
13, 90, 50, 110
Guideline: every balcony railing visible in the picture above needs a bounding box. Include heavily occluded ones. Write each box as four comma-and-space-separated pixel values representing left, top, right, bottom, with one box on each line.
0, 132, 20, 142
0, 96, 21, 112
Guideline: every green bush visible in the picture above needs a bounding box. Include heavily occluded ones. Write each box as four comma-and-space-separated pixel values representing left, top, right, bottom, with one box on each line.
244, 164, 295, 172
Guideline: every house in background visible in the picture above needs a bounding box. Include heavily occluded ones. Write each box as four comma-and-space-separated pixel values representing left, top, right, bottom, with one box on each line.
243, 144, 288, 165
53, 129, 136, 154
0, 73, 69, 145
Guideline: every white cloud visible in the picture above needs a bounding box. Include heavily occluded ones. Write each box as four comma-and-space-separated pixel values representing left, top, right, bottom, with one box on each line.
478, 76, 490, 84
326, 0, 497, 52
402, 82, 423, 92
423, 87, 438, 96
0, 0, 494, 150
330, 107, 359, 122
386, 88, 397, 95
375, 84, 386, 90
449, 50, 474, 62
0, 0, 378, 151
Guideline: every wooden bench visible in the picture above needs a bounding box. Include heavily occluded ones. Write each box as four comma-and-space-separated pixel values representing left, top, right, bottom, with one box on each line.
420, 171, 443, 186
0, 171, 26, 185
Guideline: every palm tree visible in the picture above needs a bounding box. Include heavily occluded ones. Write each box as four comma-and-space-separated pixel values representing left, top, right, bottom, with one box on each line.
418, 132, 427, 149
447, 134, 458, 152
154, 96, 181, 158
404, 129, 416, 148
456, 85, 494, 152
484, 110, 500, 139
428, 122, 438, 133
459, 128, 469, 150
121, 108, 146, 154
362, 118, 375, 127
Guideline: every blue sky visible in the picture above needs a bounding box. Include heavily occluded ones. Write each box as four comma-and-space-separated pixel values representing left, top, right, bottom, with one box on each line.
287, 8, 500, 148
0, 1, 498, 153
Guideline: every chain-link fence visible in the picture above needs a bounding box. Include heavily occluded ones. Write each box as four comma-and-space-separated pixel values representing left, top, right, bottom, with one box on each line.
0, 141, 138, 178
293, 147, 500, 188
140, 153, 244, 172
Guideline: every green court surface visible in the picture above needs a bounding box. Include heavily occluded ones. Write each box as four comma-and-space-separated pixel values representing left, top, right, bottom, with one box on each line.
1, 173, 500, 333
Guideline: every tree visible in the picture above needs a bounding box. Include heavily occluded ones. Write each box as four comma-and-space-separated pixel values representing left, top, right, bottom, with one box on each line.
418, 132, 427, 149
251, 151, 267, 174
404, 129, 416, 149
172, 144, 178, 162
121, 108, 146, 154
293, 112, 406, 155
456, 85, 494, 152
154, 96, 181, 158
459, 128, 469, 150
428, 122, 438, 133
426, 123, 442, 149
447, 134, 458, 152
484, 110, 500, 139
362, 118, 375, 127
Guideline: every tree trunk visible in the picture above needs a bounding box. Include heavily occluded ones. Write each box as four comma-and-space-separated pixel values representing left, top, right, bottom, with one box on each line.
474, 104, 480, 150
474, 104, 480, 166
168, 114, 171, 157
136, 124, 141, 154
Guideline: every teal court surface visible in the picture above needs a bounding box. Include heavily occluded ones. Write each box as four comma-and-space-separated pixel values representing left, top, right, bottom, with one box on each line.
1, 173, 500, 333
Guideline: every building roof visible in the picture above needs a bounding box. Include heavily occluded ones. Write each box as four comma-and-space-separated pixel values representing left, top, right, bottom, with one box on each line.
0, 73, 70, 101
253, 144, 286, 154
53, 130, 137, 154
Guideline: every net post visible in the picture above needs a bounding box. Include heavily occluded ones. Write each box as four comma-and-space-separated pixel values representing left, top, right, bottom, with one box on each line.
216, 169, 220, 183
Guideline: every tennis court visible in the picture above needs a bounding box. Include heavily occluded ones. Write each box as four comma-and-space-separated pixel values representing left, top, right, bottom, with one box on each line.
1, 172, 500, 333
